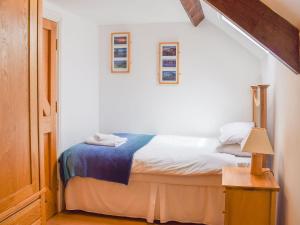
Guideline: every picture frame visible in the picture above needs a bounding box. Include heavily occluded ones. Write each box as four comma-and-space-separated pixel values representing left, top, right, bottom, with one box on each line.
158, 42, 179, 84
111, 32, 131, 73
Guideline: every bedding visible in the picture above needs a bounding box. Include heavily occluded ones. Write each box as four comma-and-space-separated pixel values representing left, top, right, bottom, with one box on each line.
60, 134, 250, 186
132, 135, 250, 175
59, 133, 154, 185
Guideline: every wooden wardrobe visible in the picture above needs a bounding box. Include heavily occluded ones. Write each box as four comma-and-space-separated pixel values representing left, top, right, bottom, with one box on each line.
0, 0, 45, 224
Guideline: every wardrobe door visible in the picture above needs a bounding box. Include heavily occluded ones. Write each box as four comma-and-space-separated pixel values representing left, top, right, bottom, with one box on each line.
0, 0, 40, 219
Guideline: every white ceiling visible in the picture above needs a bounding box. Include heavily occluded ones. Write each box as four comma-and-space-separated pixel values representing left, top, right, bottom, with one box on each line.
46, 0, 300, 29
46, 0, 190, 25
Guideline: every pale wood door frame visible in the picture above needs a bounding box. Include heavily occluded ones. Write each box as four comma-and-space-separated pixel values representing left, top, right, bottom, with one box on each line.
40, 18, 58, 220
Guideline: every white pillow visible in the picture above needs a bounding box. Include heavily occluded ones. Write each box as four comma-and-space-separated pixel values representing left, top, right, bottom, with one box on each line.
219, 122, 254, 145
216, 143, 251, 157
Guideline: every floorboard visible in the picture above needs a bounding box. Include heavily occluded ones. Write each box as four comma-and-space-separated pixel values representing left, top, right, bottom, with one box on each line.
47, 211, 202, 225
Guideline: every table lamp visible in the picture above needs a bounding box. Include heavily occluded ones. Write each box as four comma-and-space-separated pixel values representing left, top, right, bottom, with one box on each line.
241, 128, 273, 176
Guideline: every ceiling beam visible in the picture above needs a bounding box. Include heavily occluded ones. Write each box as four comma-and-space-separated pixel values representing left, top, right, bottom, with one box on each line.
181, 0, 205, 27
204, 0, 300, 74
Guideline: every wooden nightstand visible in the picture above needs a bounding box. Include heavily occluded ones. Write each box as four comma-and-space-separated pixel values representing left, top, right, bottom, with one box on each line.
222, 167, 279, 225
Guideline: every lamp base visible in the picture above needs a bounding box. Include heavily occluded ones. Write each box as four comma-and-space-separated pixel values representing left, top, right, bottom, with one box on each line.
251, 153, 264, 176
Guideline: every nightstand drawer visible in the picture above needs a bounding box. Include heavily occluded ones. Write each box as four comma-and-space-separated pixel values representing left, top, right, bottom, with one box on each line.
225, 188, 273, 225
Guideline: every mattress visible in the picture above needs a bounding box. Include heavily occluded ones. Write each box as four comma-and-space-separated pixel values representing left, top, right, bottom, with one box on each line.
132, 135, 250, 175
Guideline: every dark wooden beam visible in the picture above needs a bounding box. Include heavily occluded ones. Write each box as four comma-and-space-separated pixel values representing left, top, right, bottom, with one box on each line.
181, 0, 205, 27
204, 0, 300, 74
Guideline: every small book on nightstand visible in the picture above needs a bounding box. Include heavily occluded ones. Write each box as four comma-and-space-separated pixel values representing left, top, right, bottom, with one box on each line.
222, 167, 279, 225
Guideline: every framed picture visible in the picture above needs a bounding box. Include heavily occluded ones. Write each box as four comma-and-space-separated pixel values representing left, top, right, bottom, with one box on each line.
111, 32, 131, 73
158, 42, 179, 84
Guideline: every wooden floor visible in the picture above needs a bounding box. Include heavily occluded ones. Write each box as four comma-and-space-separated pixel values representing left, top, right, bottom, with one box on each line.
47, 212, 147, 225
47, 212, 201, 225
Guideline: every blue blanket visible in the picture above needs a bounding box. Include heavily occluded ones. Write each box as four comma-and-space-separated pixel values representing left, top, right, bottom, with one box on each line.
59, 133, 154, 185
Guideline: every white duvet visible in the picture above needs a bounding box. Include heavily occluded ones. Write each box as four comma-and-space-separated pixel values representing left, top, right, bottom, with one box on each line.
132, 135, 250, 175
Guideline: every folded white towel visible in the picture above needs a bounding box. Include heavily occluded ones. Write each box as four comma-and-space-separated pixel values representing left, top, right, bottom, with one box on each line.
85, 138, 127, 147
85, 133, 128, 147
94, 133, 125, 142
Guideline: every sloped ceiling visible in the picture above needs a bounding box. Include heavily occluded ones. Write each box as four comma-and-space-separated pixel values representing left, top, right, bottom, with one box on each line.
261, 0, 300, 30
202, 0, 300, 73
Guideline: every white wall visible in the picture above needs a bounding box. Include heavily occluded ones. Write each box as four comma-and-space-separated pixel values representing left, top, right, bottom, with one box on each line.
99, 22, 261, 136
262, 55, 300, 225
44, 1, 100, 153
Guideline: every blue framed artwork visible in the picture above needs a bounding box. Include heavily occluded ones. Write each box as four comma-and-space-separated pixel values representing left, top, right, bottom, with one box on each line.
111, 32, 130, 73
159, 42, 179, 84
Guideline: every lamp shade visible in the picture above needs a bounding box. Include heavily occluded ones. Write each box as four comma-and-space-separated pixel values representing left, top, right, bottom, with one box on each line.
241, 128, 273, 155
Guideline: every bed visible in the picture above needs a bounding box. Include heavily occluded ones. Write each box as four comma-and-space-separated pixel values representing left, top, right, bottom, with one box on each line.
61, 85, 269, 225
